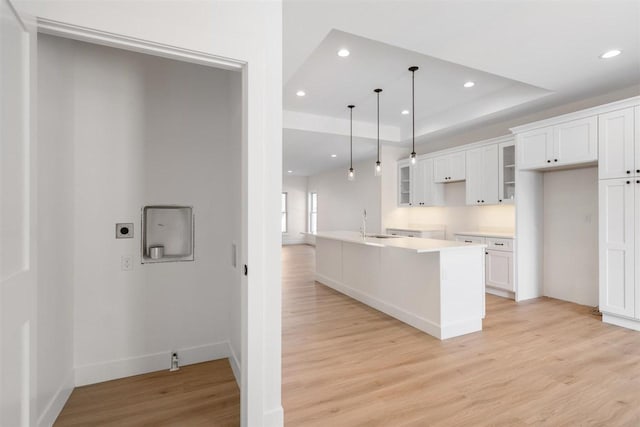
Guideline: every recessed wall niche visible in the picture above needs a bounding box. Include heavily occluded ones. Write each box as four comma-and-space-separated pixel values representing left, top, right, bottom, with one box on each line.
142, 206, 194, 263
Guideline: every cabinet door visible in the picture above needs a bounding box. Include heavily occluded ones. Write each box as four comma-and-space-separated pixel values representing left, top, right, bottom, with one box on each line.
420, 158, 444, 206
635, 106, 640, 177
599, 179, 635, 318
552, 116, 598, 166
412, 161, 425, 206
498, 142, 516, 203
517, 127, 552, 169
465, 148, 482, 205
433, 155, 449, 183
636, 180, 640, 320
599, 108, 635, 179
486, 250, 514, 291
482, 144, 499, 204
397, 163, 412, 206
449, 151, 466, 181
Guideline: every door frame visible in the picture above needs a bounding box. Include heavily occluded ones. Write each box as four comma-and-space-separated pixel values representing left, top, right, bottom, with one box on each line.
18, 15, 277, 426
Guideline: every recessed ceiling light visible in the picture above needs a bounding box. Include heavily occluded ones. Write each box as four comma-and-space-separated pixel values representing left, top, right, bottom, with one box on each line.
287, 170, 293, 173
401, 110, 410, 115
296, 90, 306, 97
337, 48, 350, 57
600, 49, 622, 59
463, 81, 475, 88
331, 154, 337, 158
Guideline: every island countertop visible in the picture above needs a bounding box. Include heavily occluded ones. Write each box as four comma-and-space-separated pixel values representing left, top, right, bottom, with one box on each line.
306, 231, 486, 253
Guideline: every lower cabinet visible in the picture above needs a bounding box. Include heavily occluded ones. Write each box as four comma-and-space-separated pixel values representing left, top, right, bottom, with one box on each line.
455, 234, 516, 297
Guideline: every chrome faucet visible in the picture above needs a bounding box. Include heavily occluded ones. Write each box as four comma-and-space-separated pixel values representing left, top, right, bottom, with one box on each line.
361, 209, 367, 238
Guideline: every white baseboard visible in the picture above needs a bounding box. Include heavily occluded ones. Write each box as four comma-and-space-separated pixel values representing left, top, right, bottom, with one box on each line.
603, 313, 640, 332
282, 235, 307, 245
75, 341, 230, 387
227, 342, 241, 387
263, 406, 284, 427
315, 273, 443, 339
38, 369, 74, 427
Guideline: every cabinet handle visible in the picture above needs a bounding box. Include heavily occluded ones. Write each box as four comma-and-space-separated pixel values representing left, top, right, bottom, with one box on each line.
477, 200, 480, 203
481, 200, 485, 203
485, 252, 488, 255
627, 170, 631, 174
626, 181, 631, 184
499, 199, 503, 203
465, 240, 473, 243
637, 169, 640, 173
554, 159, 558, 162
637, 180, 640, 184
547, 160, 551, 163
495, 243, 504, 246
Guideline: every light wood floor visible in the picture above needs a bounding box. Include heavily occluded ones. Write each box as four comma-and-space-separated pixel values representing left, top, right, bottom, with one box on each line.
57, 244, 640, 426
54, 359, 239, 426
282, 244, 640, 426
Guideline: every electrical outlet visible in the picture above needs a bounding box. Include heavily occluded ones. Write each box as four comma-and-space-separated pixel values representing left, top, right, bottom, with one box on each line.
121, 255, 133, 271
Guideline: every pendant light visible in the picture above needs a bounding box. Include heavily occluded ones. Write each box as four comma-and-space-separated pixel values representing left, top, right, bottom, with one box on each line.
374, 88, 382, 176
409, 66, 418, 164
348, 105, 355, 181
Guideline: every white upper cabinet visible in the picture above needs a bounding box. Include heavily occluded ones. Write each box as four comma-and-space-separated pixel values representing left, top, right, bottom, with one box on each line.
517, 127, 552, 169
599, 178, 636, 318
397, 161, 412, 207
517, 116, 598, 170
498, 141, 516, 204
433, 151, 466, 183
413, 158, 444, 207
636, 106, 640, 177
466, 144, 498, 205
552, 116, 598, 165
599, 107, 635, 179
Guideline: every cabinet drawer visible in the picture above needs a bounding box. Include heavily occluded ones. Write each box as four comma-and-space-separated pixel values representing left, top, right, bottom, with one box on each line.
486, 237, 513, 252
455, 235, 485, 244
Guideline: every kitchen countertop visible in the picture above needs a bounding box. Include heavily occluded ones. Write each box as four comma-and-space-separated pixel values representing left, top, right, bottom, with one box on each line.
306, 231, 486, 254
455, 230, 516, 239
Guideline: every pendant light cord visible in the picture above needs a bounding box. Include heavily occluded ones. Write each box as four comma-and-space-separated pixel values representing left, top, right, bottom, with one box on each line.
412, 70, 415, 155
350, 106, 353, 169
375, 88, 382, 163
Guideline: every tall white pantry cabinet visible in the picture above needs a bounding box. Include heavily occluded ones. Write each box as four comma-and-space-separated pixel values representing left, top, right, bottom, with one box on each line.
599, 105, 640, 331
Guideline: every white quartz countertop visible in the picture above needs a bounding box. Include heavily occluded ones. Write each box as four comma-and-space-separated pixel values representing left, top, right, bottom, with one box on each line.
386, 226, 445, 232
306, 231, 485, 253
455, 230, 516, 239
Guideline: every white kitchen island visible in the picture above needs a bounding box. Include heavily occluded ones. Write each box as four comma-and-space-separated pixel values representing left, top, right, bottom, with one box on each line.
310, 231, 486, 340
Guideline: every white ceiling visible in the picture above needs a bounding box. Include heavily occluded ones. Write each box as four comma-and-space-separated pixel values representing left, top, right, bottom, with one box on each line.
283, 128, 386, 176
283, 0, 640, 176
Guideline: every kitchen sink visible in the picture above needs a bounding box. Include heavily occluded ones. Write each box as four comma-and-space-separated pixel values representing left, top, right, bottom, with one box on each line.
366, 234, 401, 239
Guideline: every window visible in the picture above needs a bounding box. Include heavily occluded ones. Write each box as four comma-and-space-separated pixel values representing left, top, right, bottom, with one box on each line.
308, 192, 317, 234
281, 192, 288, 233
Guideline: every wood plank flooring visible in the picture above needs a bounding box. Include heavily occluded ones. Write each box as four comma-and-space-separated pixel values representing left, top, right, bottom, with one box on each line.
57, 244, 640, 426
54, 359, 239, 426
282, 244, 640, 426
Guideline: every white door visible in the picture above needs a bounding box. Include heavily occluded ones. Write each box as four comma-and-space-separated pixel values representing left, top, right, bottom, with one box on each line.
598, 108, 635, 180
412, 161, 425, 206
433, 155, 449, 183
635, 107, 640, 177
465, 148, 482, 205
599, 179, 635, 318
486, 250, 514, 291
552, 116, 598, 166
449, 151, 466, 181
517, 127, 552, 169
0, 1, 37, 425
482, 144, 499, 205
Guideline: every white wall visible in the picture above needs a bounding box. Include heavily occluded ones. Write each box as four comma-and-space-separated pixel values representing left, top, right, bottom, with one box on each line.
307, 159, 382, 235
543, 167, 598, 306
404, 183, 515, 240
36, 35, 76, 426
16, 2, 283, 425
39, 36, 242, 387
282, 176, 308, 245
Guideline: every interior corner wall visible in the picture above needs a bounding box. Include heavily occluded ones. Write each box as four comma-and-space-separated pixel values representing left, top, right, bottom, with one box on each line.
307, 158, 382, 235
543, 167, 598, 306
282, 175, 308, 245
38, 35, 242, 387
36, 34, 75, 426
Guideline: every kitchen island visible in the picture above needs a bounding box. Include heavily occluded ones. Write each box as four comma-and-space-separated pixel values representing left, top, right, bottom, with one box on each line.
309, 231, 486, 340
